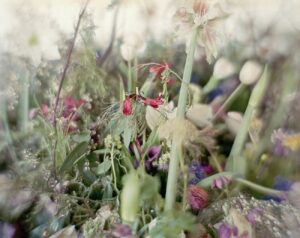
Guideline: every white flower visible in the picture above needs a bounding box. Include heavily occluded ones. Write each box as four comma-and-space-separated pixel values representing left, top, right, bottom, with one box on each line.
225, 111, 242, 135
213, 57, 236, 79
239, 60, 263, 85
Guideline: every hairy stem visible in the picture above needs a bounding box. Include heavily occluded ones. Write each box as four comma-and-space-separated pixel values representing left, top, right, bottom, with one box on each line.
164, 27, 199, 211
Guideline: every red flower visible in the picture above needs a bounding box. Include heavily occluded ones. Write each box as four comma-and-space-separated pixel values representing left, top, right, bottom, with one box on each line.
62, 96, 86, 119
149, 63, 172, 83
122, 96, 132, 116
142, 96, 164, 108
187, 185, 208, 211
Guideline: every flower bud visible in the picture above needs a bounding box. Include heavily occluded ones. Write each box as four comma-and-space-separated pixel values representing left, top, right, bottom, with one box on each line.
239, 60, 263, 85
225, 111, 243, 135
213, 57, 236, 79
120, 44, 136, 62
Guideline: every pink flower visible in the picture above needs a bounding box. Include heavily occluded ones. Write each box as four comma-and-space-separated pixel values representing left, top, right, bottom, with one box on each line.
122, 96, 132, 116
142, 96, 164, 108
211, 176, 230, 189
187, 185, 208, 211
149, 63, 173, 83
149, 63, 170, 75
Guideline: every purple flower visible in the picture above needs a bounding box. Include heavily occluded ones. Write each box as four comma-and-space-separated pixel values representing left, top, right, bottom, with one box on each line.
189, 160, 207, 184
146, 146, 161, 170
211, 176, 230, 189
246, 208, 262, 225
0, 223, 15, 238
265, 176, 293, 202
217, 223, 238, 238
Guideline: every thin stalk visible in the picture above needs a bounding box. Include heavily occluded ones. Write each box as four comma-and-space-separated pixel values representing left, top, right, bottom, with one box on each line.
164, 27, 199, 211
213, 83, 246, 121
111, 144, 120, 194
226, 67, 270, 174
53, 0, 89, 127
235, 178, 283, 196
203, 76, 219, 94
127, 60, 133, 92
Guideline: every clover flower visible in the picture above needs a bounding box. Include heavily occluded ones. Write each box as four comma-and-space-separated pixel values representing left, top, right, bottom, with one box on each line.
187, 185, 208, 211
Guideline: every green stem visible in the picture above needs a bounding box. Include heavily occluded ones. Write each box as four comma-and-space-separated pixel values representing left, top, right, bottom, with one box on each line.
203, 76, 219, 94
226, 66, 269, 174
235, 178, 283, 196
128, 60, 132, 92
111, 145, 119, 194
164, 27, 199, 211
213, 83, 246, 120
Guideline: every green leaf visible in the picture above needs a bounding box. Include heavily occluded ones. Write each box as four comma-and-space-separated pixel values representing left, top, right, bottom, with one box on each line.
94, 158, 111, 175
59, 142, 89, 174
72, 131, 90, 143
122, 126, 132, 148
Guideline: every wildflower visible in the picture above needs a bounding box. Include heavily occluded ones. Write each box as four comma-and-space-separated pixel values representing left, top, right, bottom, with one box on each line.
246, 208, 262, 225
270, 129, 300, 156
146, 145, 161, 170
174, 0, 227, 63
189, 160, 207, 185
239, 61, 263, 85
142, 95, 164, 108
149, 63, 173, 83
217, 223, 238, 238
211, 176, 230, 189
122, 96, 132, 116
187, 185, 208, 211
265, 176, 293, 202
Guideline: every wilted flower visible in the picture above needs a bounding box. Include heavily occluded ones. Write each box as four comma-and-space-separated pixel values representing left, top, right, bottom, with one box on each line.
239, 60, 263, 85
146, 145, 161, 170
211, 176, 230, 189
187, 185, 208, 211
122, 96, 133, 116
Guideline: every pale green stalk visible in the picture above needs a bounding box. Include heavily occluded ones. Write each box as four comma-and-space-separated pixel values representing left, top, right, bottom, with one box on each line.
164, 27, 199, 211
127, 60, 132, 92
203, 76, 219, 94
213, 83, 246, 120
226, 67, 270, 174
198, 172, 282, 196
